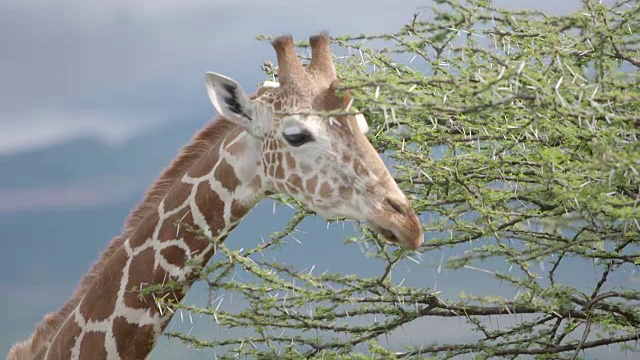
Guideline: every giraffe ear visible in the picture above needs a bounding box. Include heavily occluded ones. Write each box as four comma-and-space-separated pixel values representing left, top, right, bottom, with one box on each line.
205, 72, 255, 127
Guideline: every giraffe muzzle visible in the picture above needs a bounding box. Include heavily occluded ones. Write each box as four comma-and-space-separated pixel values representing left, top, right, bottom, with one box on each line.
367, 197, 423, 251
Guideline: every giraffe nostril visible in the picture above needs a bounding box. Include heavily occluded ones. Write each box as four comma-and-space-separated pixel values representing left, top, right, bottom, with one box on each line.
385, 197, 406, 215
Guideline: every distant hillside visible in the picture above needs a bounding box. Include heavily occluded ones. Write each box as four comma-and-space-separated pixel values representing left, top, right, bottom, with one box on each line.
0, 118, 209, 190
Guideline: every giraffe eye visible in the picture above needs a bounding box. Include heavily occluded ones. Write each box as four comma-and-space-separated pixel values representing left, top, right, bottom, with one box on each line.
283, 130, 314, 147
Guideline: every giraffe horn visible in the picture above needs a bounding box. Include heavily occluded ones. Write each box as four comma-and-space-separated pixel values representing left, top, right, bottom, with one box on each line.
308, 32, 336, 79
272, 35, 307, 86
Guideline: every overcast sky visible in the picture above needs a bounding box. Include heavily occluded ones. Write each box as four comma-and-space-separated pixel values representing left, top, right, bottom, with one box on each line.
0, 0, 588, 156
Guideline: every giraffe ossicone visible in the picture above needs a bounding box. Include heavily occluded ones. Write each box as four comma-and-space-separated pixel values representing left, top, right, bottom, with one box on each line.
8, 33, 423, 360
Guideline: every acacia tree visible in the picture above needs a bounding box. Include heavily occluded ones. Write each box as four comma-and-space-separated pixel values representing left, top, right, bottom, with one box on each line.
159, 0, 639, 358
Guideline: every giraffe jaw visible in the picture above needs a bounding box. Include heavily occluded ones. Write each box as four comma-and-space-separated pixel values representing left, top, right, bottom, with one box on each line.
367, 222, 423, 251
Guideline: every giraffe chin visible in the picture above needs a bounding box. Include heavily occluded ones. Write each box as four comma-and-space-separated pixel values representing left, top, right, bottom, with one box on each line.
368, 223, 423, 251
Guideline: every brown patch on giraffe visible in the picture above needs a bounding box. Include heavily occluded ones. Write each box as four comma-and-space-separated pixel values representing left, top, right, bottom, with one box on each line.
305, 176, 318, 193
129, 211, 159, 248
273, 100, 282, 111
226, 136, 246, 156
353, 160, 367, 177
275, 163, 285, 179
250, 175, 263, 192
342, 153, 352, 163
48, 317, 82, 360
123, 246, 154, 289
214, 158, 240, 192
157, 208, 192, 242
79, 331, 108, 359
123, 247, 164, 317
285, 152, 296, 169
231, 199, 246, 222
187, 149, 218, 179
80, 248, 127, 322
300, 162, 312, 173
112, 316, 155, 360
159, 208, 210, 255
339, 186, 353, 200
319, 182, 332, 197
275, 151, 283, 166
160, 246, 188, 269
162, 181, 192, 212
288, 174, 303, 191
194, 181, 226, 236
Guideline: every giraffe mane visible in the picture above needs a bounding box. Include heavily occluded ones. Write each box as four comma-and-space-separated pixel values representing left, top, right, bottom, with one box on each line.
8, 117, 238, 360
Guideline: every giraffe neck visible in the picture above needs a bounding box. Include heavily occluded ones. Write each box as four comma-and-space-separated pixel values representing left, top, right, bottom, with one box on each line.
45, 125, 268, 360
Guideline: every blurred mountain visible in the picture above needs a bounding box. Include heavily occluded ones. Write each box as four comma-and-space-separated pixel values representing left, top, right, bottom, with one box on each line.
0, 119, 207, 190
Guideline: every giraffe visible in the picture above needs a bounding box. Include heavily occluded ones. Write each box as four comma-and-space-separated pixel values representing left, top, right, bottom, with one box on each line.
8, 33, 423, 360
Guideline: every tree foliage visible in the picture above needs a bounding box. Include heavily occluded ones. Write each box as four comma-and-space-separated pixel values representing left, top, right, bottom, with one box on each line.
161, 1, 639, 358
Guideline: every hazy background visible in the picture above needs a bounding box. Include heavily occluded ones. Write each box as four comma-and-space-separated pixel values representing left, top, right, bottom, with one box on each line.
5, 0, 627, 358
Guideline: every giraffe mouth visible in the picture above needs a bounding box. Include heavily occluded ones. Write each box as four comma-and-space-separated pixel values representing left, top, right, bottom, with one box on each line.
367, 222, 422, 251
374, 225, 400, 244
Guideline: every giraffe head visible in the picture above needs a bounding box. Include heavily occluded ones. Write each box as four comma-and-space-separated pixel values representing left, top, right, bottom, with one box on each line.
205, 33, 423, 250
